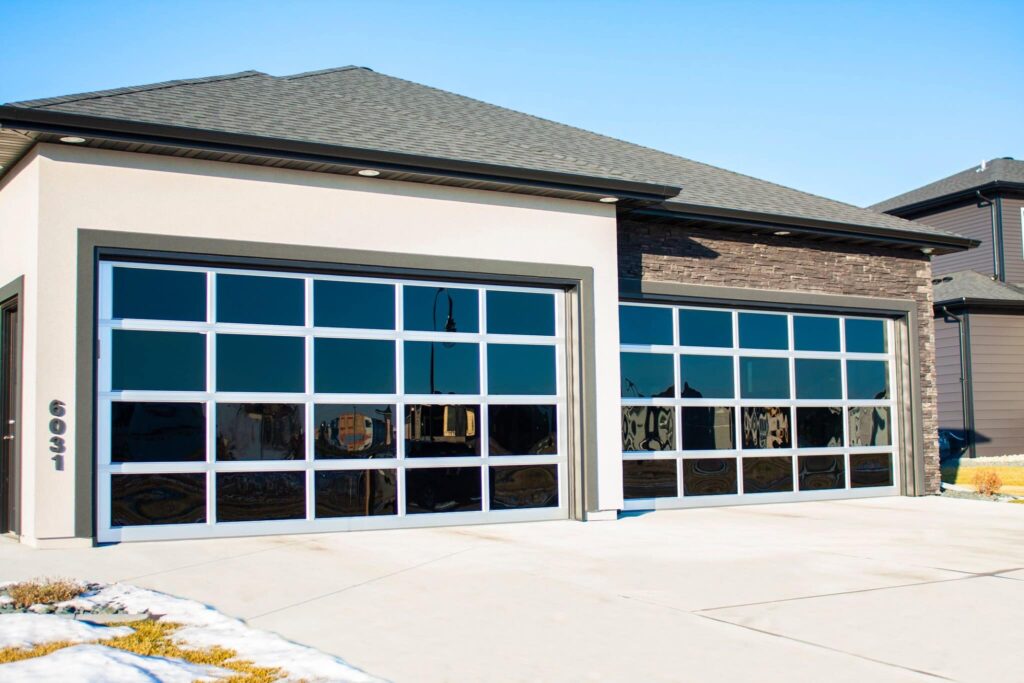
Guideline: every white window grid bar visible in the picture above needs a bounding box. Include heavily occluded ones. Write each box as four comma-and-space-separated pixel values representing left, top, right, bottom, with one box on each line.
96, 261, 569, 540
619, 302, 900, 503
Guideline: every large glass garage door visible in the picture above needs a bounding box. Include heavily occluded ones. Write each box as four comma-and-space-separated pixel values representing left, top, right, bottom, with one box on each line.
96, 260, 568, 542
620, 302, 899, 508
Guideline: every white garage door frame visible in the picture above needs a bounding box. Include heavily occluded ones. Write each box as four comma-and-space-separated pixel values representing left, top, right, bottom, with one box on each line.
95, 259, 570, 542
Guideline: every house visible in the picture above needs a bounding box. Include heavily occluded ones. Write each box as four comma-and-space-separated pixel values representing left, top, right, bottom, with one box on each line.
872, 158, 1024, 458
0, 67, 974, 546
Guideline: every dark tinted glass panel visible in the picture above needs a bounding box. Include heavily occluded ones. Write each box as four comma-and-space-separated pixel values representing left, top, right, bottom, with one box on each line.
680, 355, 734, 399
488, 344, 556, 395
216, 274, 304, 326
216, 334, 304, 392
406, 467, 482, 513
405, 404, 480, 457
743, 457, 793, 493
404, 341, 479, 395
112, 330, 205, 391
111, 402, 205, 463
798, 455, 845, 490
216, 403, 304, 461
216, 472, 305, 522
314, 404, 396, 459
742, 406, 792, 449
851, 453, 893, 488
487, 291, 555, 336
793, 316, 840, 352
739, 357, 790, 399
315, 470, 397, 517
623, 459, 677, 499
681, 407, 735, 450
113, 267, 206, 321
403, 286, 479, 333
490, 465, 558, 509
621, 406, 674, 451
847, 360, 889, 399
111, 473, 206, 526
619, 305, 673, 345
739, 312, 788, 350
620, 352, 674, 398
678, 309, 732, 348
846, 318, 887, 353
315, 338, 395, 394
796, 407, 843, 448
314, 280, 394, 330
489, 404, 557, 455
682, 458, 737, 496
795, 359, 841, 399
849, 407, 892, 446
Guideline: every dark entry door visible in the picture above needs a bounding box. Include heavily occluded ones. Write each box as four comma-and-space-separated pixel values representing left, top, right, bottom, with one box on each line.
1, 297, 19, 534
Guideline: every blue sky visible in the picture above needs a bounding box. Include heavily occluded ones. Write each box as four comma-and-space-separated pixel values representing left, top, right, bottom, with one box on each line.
2, 0, 1021, 206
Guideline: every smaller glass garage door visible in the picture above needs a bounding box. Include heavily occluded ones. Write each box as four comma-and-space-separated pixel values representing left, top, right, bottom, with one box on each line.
619, 303, 899, 509
96, 260, 568, 542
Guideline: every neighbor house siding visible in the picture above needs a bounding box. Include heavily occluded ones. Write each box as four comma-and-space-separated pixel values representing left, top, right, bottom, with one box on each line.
933, 316, 964, 432
921, 203, 994, 277
1000, 198, 1024, 284
618, 218, 940, 493
966, 313, 1024, 457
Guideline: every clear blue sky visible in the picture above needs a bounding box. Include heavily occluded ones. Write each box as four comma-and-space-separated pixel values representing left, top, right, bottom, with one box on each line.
2, 0, 1021, 206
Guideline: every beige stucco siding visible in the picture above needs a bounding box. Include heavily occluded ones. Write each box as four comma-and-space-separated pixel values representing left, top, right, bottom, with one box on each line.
26, 143, 624, 544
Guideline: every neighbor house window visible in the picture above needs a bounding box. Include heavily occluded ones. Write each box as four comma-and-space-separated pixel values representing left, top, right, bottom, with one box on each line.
619, 304, 898, 504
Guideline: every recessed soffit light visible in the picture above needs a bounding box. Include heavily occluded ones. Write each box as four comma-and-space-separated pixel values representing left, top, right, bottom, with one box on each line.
598, 196, 618, 203
357, 169, 381, 177
59, 136, 86, 144
773, 230, 791, 236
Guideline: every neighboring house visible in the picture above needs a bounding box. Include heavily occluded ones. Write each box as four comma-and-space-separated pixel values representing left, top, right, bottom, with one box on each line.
873, 158, 1024, 459
0, 67, 973, 547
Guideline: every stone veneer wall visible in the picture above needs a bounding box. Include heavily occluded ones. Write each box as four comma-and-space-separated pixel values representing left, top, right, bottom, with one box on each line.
618, 218, 939, 494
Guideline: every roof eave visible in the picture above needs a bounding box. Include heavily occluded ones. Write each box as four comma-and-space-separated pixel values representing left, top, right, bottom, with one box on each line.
0, 106, 682, 203
934, 297, 1024, 311
879, 181, 1024, 218
633, 203, 979, 253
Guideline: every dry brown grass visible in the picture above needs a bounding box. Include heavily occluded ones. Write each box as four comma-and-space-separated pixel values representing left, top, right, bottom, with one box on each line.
0, 619, 283, 682
974, 468, 1004, 496
5, 578, 84, 609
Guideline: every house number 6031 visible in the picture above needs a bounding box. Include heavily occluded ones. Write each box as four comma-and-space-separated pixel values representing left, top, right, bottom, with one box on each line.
49, 400, 67, 471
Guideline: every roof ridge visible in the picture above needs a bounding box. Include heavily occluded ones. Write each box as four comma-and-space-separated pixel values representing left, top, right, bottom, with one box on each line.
9, 70, 267, 109
281, 65, 372, 81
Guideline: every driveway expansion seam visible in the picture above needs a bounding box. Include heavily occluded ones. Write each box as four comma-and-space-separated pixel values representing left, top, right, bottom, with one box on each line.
246, 546, 477, 621
620, 593, 953, 681
120, 538, 311, 582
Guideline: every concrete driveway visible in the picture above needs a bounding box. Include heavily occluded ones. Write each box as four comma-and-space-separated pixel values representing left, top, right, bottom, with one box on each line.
2, 496, 1022, 682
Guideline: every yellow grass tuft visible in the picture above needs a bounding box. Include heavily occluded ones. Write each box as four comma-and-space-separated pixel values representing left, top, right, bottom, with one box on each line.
974, 468, 1003, 496
0, 640, 78, 664
5, 578, 84, 609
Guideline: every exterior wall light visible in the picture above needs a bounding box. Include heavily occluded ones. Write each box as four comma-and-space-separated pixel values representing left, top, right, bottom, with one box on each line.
921, 247, 934, 255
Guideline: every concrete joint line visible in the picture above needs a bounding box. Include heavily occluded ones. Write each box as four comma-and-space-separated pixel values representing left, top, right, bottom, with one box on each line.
120, 539, 309, 583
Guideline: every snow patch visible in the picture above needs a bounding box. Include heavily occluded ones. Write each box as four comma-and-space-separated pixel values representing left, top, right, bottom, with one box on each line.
0, 613, 131, 649
0, 643, 231, 682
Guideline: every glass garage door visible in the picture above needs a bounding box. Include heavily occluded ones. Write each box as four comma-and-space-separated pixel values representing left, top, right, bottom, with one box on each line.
619, 302, 899, 509
96, 260, 568, 542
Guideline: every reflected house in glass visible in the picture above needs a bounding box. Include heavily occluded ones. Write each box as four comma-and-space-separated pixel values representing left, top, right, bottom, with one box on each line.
0, 65, 967, 545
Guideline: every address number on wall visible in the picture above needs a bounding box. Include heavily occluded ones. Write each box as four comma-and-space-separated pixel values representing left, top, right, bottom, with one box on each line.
49, 400, 67, 471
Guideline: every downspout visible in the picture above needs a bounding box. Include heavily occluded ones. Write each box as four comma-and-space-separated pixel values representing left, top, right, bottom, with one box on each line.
995, 195, 1005, 281
976, 190, 1002, 281
940, 305, 976, 458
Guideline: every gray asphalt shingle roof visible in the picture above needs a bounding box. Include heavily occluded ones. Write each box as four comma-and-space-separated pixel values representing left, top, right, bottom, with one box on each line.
933, 269, 1024, 304
872, 157, 1024, 213
6, 66, 963, 242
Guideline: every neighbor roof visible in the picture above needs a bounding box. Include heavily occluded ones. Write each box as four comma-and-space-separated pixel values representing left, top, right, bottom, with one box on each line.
933, 269, 1024, 306
0, 66, 972, 248
873, 157, 1024, 214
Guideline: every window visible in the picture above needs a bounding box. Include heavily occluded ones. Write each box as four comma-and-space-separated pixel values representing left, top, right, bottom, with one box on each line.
97, 262, 567, 541
620, 304, 898, 506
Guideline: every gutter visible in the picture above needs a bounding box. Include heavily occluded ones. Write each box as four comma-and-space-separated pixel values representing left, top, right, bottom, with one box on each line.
0, 106, 682, 203
939, 305, 976, 458
880, 180, 1024, 218
631, 205, 979, 252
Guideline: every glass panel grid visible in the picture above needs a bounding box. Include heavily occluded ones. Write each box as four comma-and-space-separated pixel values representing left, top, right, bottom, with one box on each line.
620, 302, 899, 504
96, 261, 568, 540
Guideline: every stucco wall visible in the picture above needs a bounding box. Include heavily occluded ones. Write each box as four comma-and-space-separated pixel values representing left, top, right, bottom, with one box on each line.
23, 143, 624, 544
618, 217, 939, 494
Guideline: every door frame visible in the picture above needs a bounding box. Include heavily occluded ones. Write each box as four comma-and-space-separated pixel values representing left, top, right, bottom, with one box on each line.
0, 276, 24, 536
